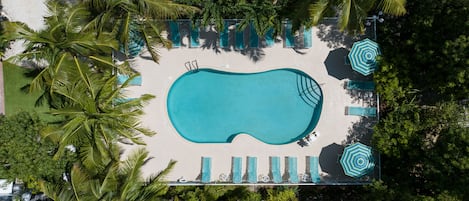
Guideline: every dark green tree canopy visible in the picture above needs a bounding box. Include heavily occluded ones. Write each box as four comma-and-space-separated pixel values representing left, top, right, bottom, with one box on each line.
0, 112, 75, 190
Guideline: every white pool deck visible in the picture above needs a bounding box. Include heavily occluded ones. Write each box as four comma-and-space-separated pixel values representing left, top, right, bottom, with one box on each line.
2, 0, 379, 185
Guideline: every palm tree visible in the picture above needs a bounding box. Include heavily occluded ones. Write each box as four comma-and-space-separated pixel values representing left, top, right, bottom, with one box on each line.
80, 0, 198, 62
41, 55, 155, 171
309, 0, 407, 33
0, 0, 118, 107
41, 148, 176, 201
236, 0, 282, 37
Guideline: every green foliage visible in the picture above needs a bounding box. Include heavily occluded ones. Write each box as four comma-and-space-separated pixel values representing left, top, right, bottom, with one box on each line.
165, 186, 298, 201
379, 0, 469, 101
373, 59, 412, 109
40, 56, 155, 172
266, 186, 298, 201
373, 101, 469, 199
81, 0, 198, 62
41, 148, 175, 201
2, 62, 52, 120
0, 112, 75, 191
309, 0, 406, 33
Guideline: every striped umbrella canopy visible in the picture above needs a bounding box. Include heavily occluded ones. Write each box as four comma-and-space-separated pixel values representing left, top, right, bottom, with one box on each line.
340, 142, 374, 178
348, 38, 381, 76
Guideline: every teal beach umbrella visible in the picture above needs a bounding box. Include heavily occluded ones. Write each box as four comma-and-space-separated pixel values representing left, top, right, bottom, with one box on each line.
340, 142, 374, 178
348, 39, 381, 76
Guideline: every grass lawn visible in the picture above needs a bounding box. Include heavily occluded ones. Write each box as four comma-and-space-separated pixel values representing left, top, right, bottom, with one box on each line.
3, 62, 51, 119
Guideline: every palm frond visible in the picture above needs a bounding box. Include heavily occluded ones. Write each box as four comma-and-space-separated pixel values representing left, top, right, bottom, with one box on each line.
39, 180, 76, 201
141, 0, 199, 19
338, 0, 352, 31
309, 0, 330, 26
379, 0, 406, 16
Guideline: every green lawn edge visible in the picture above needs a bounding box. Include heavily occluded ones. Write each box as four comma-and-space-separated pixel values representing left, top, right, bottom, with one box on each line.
3, 62, 51, 119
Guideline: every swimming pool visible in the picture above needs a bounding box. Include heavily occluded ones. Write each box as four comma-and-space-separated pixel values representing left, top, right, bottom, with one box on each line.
167, 68, 323, 144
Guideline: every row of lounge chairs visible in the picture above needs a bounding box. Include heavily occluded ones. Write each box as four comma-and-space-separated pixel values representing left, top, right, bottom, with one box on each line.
345, 80, 377, 117
200, 156, 321, 184
167, 20, 312, 49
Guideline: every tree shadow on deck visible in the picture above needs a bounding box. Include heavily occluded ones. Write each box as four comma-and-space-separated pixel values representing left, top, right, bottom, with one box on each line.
316, 21, 357, 49
343, 117, 378, 145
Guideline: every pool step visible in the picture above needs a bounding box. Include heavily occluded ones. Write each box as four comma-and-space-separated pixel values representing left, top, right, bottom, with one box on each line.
297, 75, 322, 107
297, 75, 321, 107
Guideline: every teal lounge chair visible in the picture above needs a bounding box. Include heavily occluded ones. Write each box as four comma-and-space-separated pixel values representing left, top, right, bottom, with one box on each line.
169, 21, 181, 48
265, 28, 275, 47
117, 74, 142, 86
114, 97, 137, 104
309, 156, 321, 183
271, 156, 282, 183
235, 24, 245, 50
288, 157, 299, 183
284, 21, 294, 48
247, 157, 257, 183
219, 21, 229, 48
232, 157, 242, 184
190, 21, 200, 48
346, 106, 377, 117
303, 26, 312, 48
201, 157, 211, 183
346, 80, 375, 91
249, 23, 259, 48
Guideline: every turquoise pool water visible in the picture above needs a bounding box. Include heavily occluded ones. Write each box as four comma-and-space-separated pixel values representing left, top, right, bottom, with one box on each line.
167, 68, 323, 144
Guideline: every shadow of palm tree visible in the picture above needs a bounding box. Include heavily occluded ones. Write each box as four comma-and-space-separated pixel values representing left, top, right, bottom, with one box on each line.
316, 20, 358, 49
243, 48, 265, 62
343, 117, 378, 145
200, 25, 221, 54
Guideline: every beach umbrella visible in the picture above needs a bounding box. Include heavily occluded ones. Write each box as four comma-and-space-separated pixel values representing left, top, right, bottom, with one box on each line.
348, 38, 381, 76
340, 142, 374, 178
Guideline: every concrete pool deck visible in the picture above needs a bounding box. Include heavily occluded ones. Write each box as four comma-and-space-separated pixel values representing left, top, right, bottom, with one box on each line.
124, 21, 379, 184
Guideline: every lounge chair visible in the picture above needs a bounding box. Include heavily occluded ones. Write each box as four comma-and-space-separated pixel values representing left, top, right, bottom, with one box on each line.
271, 156, 282, 183
265, 28, 275, 47
303, 26, 312, 49
288, 157, 299, 183
232, 157, 242, 184
114, 97, 137, 104
117, 74, 142, 86
190, 21, 200, 48
219, 20, 229, 48
247, 156, 257, 183
235, 24, 245, 50
284, 21, 294, 48
119, 23, 144, 57
128, 27, 145, 57
346, 106, 377, 117
309, 156, 321, 183
201, 157, 211, 183
346, 80, 375, 91
249, 23, 259, 48
169, 21, 181, 48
